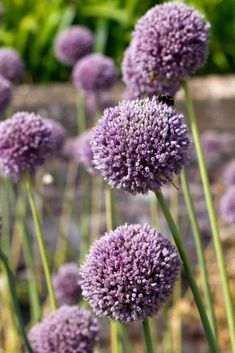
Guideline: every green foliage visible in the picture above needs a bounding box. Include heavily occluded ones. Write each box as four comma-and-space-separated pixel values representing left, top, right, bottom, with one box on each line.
0, 0, 234, 82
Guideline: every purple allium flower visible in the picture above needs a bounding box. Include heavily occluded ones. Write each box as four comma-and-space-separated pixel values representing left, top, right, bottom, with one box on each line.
122, 3, 209, 97
53, 263, 82, 306
73, 54, 118, 93
0, 75, 12, 114
63, 129, 96, 174
80, 224, 181, 322
122, 46, 181, 97
92, 97, 190, 194
44, 118, 66, 152
223, 160, 235, 186
28, 305, 99, 353
54, 26, 94, 66
0, 48, 24, 83
0, 112, 55, 181
220, 188, 235, 224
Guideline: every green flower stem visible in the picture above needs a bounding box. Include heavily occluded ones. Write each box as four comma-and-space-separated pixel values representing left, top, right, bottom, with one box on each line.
0, 249, 33, 353
76, 91, 86, 134
24, 172, 57, 311
105, 186, 113, 232
181, 167, 217, 338
17, 188, 41, 323
155, 191, 218, 353
183, 79, 235, 352
95, 18, 109, 54
149, 192, 160, 229
0, 178, 10, 254
143, 319, 154, 353
105, 186, 120, 353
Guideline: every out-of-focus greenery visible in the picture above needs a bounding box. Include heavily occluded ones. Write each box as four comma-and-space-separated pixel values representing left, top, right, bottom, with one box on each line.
0, 0, 234, 82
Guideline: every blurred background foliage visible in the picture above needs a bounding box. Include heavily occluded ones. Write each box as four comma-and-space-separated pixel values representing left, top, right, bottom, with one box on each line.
0, 0, 234, 83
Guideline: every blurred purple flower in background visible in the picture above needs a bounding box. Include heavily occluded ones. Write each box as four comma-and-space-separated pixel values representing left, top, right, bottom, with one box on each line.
53, 262, 82, 305
122, 45, 181, 98
28, 305, 99, 353
122, 2, 209, 97
0, 112, 56, 181
0, 48, 24, 83
80, 224, 181, 322
0, 75, 12, 114
223, 160, 235, 186
54, 26, 94, 66
64, 129, 96, 174
73, 53, 118, 94
92, 97, 190, 194
44, 118, 66, 152
220, 187, 235, 224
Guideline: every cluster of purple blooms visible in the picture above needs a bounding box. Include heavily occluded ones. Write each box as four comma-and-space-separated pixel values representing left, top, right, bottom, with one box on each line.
0, 112, 65, 181
54, 26, 117, 96
122, 2, 209, 97
28, 305, 99, 353
92, 96, 190, 194
53, 263, 82, 306
64, 129, 96, 175
80, 224, 181, 321
0, 47, 24, 114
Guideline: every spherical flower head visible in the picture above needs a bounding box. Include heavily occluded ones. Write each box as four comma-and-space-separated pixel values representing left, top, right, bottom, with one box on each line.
28, 305, 99, 353
220, 187, 235, 224
122, 46, 181, 97
80, 224, 181, 322
0, 48, 24, 83
73, 54, 118, 94
53, 262, 82, 306
223, 160, 235, 186
77, 129, 96, 174
44, 118, 66, 152
54, 26, 94, 66
0, 112, 55, 181
92, 96, 190, 194
0, 75, 12, 114
123, 3, 209, 97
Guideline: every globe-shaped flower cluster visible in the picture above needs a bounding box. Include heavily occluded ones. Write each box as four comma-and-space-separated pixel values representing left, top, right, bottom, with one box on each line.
0, 47, 24, 83
73, 54, 118, 94
65, 129, 96, 174
92, 96, 190, 194
80, 224, 181, 322
28, 305, 99, 353
53, 263, 82, 306
220, 188, 235, 224
122, 2, 210, 97
0, 112, 57, 181
54, 26, 94, 66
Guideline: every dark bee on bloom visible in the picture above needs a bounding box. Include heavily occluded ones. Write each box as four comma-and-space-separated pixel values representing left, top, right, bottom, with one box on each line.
157, 94, 174, 106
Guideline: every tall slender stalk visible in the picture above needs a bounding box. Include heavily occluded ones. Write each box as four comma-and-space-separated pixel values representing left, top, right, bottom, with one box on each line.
105, 185, 120, 353
95, 19, 109, 54
76, 92, 86, 134
143, 319, 154, 353
155, 191, 218, 353
181, 167, 217, 338
170, 179, 182, 353
17, 191, 41, 323
24, 171, 57, 311
0, 249, 33, 353
183, 79, 235, 351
